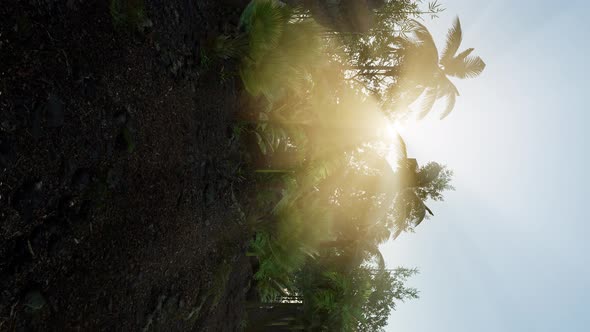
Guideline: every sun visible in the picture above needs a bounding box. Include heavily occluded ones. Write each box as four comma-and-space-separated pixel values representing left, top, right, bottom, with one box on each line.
382, 119, 406, 142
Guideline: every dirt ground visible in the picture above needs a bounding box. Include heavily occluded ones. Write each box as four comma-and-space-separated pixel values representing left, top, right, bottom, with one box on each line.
0, 0, 254, 330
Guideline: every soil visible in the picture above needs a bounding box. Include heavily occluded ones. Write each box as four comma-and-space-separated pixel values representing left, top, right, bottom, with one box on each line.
0, 0, 254, 331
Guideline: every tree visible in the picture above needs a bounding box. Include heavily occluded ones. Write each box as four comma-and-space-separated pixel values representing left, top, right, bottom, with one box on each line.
318, 139, 454, 242
238, 1, 462, 328
338, 14, 484, 120
359, 267, 419, 331
390, 17, 486, 119
295, 262, 419, 331
391, 160, 454, 239
323, 1, 444, 106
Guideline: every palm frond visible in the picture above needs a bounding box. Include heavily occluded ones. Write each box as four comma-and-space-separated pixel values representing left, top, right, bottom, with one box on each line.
413, 200, 426, 225
445, 53, 485, 79
453, 47, 474, 63
209, 35, 249, 60
424, 204, 434, 216
363, 244, 386, 271
392, 228, 403, 240
239, 8, 322, 99
404, 20, 439, 64
241, 0, 287, 62
439, 89, 456, 119
461, 55, 486, 78
440, 17, 462, 66
416, 87, 438, 120
279, 20, 323, 65
392, 188, 433, 237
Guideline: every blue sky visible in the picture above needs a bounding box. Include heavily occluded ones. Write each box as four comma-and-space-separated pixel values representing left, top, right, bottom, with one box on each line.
382, 0, 590, 331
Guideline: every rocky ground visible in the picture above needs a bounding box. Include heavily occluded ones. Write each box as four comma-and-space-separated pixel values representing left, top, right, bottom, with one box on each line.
0, 0, 254, 330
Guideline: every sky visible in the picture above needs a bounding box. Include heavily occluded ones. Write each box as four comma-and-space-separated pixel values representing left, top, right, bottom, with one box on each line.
382, 0, 590, 331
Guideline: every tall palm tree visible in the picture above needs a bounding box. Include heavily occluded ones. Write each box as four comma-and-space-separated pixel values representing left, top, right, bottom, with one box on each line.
358, 137, 449, 240
390, 158, 436, 239
396, 17, 486, 119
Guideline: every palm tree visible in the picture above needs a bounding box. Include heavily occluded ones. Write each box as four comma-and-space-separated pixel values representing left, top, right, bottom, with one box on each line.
395, 17, 486, 119
352, 137, 451, 240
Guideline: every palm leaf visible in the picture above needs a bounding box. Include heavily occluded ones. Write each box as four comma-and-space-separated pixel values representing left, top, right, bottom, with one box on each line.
439, 90, 456, 119
363, 244, 386, 271
440, 17, 462, 67
437, 76, 459, 119
461, 55, 486, 78
405, 20, 439, 64
445, 53, 486, 79
391, 186, 435, 239
453, 47, 474, 63
414, 200, 426, 225
392, 228, 403, 240
241, 0, 287, 62
416, 87, 438, 120
424, 204, 434, 216
278, 20, 323, 66
209, 35, 249, 60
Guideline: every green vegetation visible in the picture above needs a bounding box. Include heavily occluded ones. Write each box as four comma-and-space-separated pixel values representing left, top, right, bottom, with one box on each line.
109, 0, 147, 31
205, 0, 485, 330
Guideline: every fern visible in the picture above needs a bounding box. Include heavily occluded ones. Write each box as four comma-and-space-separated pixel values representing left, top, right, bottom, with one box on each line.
239, 0, 324, 99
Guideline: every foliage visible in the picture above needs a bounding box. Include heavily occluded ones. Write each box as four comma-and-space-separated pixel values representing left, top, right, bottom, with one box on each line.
233, 0, 482, 330
352, 16, 485, 119
109, 0, 147, 31
296, 260, 419, 331
239, 9, 323, 99
247, 176, 333, 301
390, 161, 454, 239
388, 18, 485, 119
203, 35, 249, 63
322, 1, 485, 120
325, 1, 444, 103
